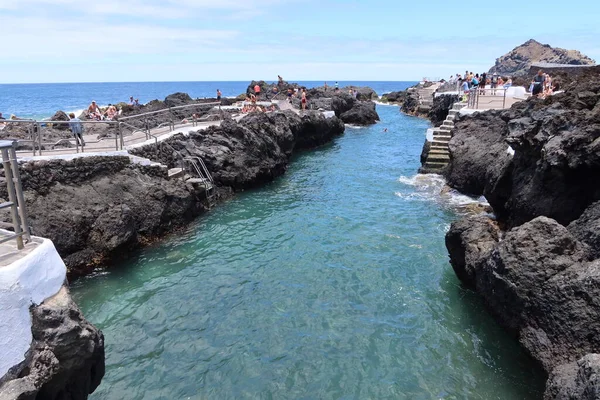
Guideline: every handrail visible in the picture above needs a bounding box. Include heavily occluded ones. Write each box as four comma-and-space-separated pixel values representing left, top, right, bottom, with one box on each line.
0, 140, 31, 250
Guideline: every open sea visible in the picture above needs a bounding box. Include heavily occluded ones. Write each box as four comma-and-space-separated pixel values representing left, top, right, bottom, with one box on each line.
0, 81, 406, 120
34, 81, 548, 399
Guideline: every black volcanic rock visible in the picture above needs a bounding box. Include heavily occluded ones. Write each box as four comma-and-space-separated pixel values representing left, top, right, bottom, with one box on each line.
445, 73, 600, 227
489, 39, 596, 77
49, 110, 70, 130
164, 92, 193, 108
428, 94, 459, 126
545, 354, 600, 400
339, 101, 379, 125
0, 286, 104, 399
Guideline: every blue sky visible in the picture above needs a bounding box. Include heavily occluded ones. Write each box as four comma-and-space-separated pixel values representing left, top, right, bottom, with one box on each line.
0, 0, 598, 83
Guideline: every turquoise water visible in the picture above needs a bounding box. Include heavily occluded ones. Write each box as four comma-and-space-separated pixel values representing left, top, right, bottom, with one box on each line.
71, 105, 545, 399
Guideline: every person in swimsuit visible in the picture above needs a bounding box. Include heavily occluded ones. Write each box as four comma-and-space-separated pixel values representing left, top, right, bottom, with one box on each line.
301, 89, 307, 111
216, 89, 222, 103
88, 101, 102, 120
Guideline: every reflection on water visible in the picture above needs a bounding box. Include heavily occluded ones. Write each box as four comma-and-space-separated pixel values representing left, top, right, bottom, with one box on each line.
72, 105, 545, 400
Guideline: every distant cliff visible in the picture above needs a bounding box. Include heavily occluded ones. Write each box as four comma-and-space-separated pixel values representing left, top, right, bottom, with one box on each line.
488, 39, 595, 77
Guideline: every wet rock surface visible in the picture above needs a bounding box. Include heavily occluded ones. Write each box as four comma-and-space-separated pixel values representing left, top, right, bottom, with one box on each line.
0, 286, 104, 400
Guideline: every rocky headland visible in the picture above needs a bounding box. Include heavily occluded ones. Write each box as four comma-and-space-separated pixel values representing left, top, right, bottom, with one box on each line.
489, 39, 596, 77
444, 68, 600, 398
247, 80, 380, 125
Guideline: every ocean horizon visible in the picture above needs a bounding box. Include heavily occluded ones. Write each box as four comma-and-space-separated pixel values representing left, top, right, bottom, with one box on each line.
0, 81, 417, 120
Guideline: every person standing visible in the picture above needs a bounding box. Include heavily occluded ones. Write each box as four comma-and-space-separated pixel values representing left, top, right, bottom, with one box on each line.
69, 113, 85, 147
301, 89, 307, 111
216, 89, 222, 103
532, 70, 545, 97
490, 73, 498, 95
254, 84, 261, 98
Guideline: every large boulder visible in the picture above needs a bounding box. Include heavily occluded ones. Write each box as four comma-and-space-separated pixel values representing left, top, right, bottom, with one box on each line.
164, 92, 193, 108
0, 286, 104, 400
339, 101, 379, 125
49, 110, 70, 131
447, 214, 600, 374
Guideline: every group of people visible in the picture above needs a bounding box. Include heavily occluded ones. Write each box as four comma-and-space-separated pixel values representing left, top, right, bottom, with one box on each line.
452, 71, 513, 95
87, 100, 119, 121
284, 87, 308, 109
128, 96, 141, 108
530, 70, 557, 98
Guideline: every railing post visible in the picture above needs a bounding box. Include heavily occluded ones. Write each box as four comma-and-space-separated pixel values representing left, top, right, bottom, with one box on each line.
37, 122, 42, 155
29, 122, 36, 156
9, 143, 30, 242
1, 146, 24, 249
503, 90, 507, 109
118, 122, 123, 150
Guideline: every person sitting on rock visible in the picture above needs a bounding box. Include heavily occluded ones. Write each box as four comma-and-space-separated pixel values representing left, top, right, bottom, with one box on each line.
129, 96, 134, 106
88, 101, 102, 120
68, 113, 85, 147
106, 105, 118, 120
134, 99, 140, 108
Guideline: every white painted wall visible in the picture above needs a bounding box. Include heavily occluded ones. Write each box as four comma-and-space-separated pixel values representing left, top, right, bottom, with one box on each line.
0, 232, 66, 378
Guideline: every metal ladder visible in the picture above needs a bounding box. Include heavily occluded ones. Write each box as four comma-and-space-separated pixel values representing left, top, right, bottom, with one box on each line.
156, 141, 216, 208
183, 156, 216, 207
0, 140, 31, 250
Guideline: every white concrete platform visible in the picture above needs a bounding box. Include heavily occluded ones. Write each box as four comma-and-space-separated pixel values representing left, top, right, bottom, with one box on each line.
0, 229, 66, 378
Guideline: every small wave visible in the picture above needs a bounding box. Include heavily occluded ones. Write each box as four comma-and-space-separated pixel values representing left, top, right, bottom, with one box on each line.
397, 174, 488, 209
373, 101, 399, 107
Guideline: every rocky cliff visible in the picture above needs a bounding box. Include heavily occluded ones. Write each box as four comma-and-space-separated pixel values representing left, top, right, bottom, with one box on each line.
488, 39, 596, 77
130, 110, 345, 190
0, 286, 104, 400
1, 110, 344, 276
444, 69, 600, 398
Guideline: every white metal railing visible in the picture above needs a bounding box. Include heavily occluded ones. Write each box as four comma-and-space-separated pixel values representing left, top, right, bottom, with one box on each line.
0, 102, 224, 155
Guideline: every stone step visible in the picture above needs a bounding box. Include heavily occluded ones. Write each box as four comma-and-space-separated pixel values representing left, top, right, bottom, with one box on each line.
428, 149, 449, 156
452, 103, 467, 110
427, 153, 450, 162
432, 137, 451, 144
448, 110, 459, 116
424, 161, 448, 170
442, 121, 454, 127
168, 167, 185, 179
439, 126, 452, 132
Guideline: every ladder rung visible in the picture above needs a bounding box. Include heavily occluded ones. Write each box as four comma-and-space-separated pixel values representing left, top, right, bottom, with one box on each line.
0, 201, 15, 210
0, 231, 26, 245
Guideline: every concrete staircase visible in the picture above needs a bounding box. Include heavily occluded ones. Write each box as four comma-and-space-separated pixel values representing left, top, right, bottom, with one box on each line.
423, 102, 466, 171
416, 84, 439, 113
